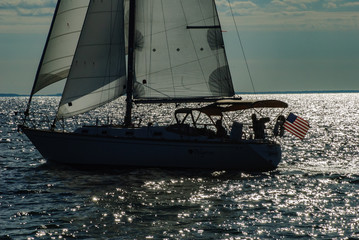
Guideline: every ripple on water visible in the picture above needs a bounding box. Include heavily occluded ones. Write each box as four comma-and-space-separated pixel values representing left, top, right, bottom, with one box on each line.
1, 94, 359, 239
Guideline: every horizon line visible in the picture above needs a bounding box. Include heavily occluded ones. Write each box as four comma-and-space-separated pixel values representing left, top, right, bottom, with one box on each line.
1, 90, 359, 97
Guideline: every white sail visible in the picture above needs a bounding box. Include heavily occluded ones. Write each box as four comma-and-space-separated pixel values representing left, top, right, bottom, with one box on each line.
133, 0, 234, 100
33, 0, 90, 94
57, 0, 127, 118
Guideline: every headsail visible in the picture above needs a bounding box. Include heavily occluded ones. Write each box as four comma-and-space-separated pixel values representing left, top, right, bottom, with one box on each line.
133, 0, 234, 100
57, 0, 127, 118
32, 0, 90, 94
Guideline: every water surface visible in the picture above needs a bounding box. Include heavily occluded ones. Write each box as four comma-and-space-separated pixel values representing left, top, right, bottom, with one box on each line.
1, 93, 359, 239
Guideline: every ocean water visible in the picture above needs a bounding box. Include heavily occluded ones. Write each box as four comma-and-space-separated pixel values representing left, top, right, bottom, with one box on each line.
1, 93, 359, 239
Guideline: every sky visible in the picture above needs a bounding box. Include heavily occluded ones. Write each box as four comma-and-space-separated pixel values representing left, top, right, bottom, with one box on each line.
0, 0, 359, 95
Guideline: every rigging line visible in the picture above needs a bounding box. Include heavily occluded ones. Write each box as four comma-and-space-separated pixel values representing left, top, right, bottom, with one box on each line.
107, 0, 116, 116
24, 0, 62, 119
148, 0, 154, 98
180, 0, 209, 92
211, 0, 221, 92
135, 83, 172, 98
212, 0, 227, 95
227, 0, 256, 94
161, 0, 176, 98
101, 1, 113, 117
100, 1, 123, 117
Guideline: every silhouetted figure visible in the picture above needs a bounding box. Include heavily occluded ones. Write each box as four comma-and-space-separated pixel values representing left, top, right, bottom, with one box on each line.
252, 114, 269, 139
273, 115, 285, 137
215, 119, 226, 137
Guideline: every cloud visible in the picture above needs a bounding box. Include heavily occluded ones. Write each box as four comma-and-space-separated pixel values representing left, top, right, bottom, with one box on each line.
324, 2, 337, 9
0, 0, 56, 16
223, 1, 258, 16
1, 0, 358, 34
218, 0, 359, 13
216, 0, 359, 31
266, 0, 320, 12
16, 7, 55, 17
0, 0, 56, 9
0, 0, 56, 33
341, 2, 359, 7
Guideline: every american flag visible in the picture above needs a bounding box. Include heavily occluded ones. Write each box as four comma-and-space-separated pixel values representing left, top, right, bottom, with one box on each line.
283, 113, 309, 140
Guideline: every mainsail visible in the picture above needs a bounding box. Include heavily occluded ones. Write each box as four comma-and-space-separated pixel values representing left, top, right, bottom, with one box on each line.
133, 0, 234, 100
57, 0, 127, 118
32, 0, 90, 94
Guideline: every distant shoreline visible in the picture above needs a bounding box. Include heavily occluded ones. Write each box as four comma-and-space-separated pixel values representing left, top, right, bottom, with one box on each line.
1, 90, 359, 97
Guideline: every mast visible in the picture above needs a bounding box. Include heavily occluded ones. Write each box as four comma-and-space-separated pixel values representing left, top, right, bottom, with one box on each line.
124, 0, 136, 127
24, 0, 62, 119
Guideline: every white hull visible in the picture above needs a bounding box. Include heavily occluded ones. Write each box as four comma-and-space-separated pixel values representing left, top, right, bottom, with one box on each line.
22, 126, 281, 171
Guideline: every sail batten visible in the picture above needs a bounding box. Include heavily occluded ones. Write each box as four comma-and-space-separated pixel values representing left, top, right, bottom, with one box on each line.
42, 56, 73, 65
49, 31, 82, 41
58, 6, 89, 14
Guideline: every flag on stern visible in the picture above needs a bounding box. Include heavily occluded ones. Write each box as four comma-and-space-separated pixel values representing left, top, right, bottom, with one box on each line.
283, 113, 309, 140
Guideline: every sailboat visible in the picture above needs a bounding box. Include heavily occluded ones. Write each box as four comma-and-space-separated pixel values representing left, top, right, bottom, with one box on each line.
20, 0, 289, 171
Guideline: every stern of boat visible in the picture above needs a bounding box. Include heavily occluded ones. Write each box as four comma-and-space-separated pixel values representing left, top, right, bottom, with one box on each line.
248, 141, 282, 171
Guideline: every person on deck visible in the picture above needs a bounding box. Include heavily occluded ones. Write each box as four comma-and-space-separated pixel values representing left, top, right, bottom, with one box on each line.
215, 119, 227, 137
251, 114, 270, 139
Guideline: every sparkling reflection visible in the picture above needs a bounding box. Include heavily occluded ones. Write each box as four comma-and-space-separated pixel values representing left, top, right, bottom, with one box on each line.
2, 94, 359, 239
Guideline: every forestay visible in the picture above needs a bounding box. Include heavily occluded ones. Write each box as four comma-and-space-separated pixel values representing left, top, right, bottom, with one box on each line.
133, 0, 234, 100
57, 0, 127, 118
